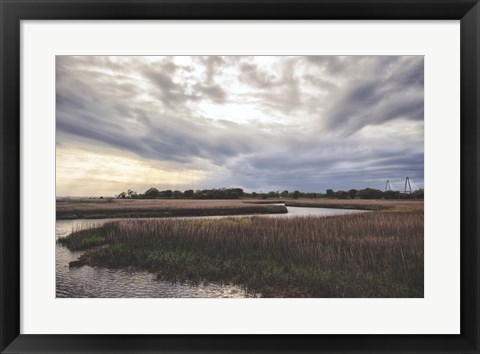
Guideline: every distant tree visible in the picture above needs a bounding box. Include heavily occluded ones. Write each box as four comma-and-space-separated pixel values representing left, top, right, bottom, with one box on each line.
127, 189, 138, 198
292, 190, 300, 199
216, 189, 227, 199
184, 189, 194, 198
412, 188, 424, 199
173, 190, 183, 199
231, 188, 244, 197
281, 190, 289, 197
326, 189, 334, 198
357, 188, 383, 199
164, 190, 173, 198
268, 191, 277, 198
334, 190, 349, 199
384, 190, 400, 199
348, 189, 358, 199
117, 191, 126, 199
144, 187, 161, 199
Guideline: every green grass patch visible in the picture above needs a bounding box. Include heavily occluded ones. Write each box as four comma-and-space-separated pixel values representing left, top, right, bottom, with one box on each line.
57, 227, 108, 251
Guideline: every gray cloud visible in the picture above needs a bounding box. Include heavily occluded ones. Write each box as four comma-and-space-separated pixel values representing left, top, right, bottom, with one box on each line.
193, 83, 228, 103
56, 56, 424, 193
322, 57, 424, 135
141, 65, 197, 109
240, 62, 280, 88
196, 56, 227, 82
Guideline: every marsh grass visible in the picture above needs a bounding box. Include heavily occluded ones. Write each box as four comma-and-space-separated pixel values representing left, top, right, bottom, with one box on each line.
58, 227, 108, 251
61, 212, 423, 297
56, 199, 287, 219
251, 199, 424, 212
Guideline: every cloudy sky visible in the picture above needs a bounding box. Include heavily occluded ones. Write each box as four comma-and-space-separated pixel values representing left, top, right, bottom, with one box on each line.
56, 56, 424, 197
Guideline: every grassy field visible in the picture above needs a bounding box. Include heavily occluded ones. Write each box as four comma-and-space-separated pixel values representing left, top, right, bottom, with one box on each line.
56, 198, 423, 220
59, 208, 424, 298
56, 199, 287, 219
250, 198, 424, 212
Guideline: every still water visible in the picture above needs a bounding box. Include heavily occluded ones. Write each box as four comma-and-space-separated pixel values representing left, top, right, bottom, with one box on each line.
56, 205, 366, 298
56, 220, 252, 298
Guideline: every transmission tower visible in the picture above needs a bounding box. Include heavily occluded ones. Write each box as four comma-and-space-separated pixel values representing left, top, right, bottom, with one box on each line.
385, 180, 392, 192
404, 177, 412, 194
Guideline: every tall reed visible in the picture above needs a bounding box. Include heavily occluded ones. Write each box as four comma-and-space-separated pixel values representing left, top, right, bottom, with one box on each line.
60, 212, 424, 297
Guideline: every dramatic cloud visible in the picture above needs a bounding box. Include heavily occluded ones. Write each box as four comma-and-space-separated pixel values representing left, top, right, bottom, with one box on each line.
56, 56, 424, 196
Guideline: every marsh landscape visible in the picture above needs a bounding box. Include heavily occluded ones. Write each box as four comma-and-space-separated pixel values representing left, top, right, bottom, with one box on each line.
56, 197, 423, 297
56, 55, 424, 298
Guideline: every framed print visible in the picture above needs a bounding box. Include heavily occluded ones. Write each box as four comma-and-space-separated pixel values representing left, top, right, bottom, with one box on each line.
1, 0, 479, 353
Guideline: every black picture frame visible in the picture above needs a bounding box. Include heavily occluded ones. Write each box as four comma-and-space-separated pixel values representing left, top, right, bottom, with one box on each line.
1, 0, 479, 353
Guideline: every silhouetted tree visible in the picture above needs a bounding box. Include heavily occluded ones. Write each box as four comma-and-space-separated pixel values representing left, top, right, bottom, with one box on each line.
184, 189, 194, 198
384, 190, 400, 199
412, 188, 424, 199
127, 189, 138, 198
334, 190, 349, 199
348, 189, 357, 199
144, 187, 161, 198
357, 188, 383, 199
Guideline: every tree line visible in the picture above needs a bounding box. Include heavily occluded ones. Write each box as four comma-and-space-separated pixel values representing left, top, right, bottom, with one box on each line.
116, 187, 424, 200
243, 188, 423, 200
117, 187, 245, 200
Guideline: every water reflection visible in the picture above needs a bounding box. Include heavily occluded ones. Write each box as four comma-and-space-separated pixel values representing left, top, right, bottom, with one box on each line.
277, 205, 368, 217
56, 220, 253, 298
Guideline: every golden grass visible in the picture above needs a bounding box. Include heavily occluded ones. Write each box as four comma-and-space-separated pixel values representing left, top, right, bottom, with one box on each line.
60, 210, 424, 298
56, 199, 287, 219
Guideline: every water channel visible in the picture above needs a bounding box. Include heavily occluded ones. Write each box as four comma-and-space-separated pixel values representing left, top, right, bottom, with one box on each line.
56, 205, 367, 298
